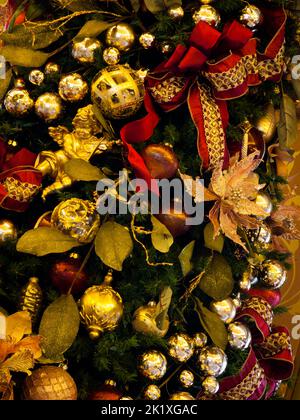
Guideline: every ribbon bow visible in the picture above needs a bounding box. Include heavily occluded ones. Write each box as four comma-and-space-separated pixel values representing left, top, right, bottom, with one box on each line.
121, 8, 286, 187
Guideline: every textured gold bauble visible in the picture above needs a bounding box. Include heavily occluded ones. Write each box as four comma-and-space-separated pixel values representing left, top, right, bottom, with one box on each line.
193, 332, 208, 349
143, 384, 161, 400
240, 5, 263, 29
103, 47, 121, 65
18, 277, 43, 325
228, 322, 252, 350
255, 192, 273, 220
132, 301, 169, 337
167, 6, 184, 21
59, 73, 88, 102
169, 392, 195, 400
139, 32, 156, 49
198, 346, 228, 377
29, 69, 45, 86
35, 93, 63, 122
22, 366, 77, 400
179, 370, 194, 388
105, 23, 135, 52
138, 350, 167, 381
78, 272, 124, 340
14, 78, 26, 89
91, 64, 145, 120
168, 333, 195, 363
202, 376, 219, 395
51, 198, 100, 244
210, 298, 237, 324
44, 62, 61, 75
72, 37, 102, 64
4, 88, 34, 116
261, 259, 287, 289
192, 5, 221, 27
0, 219, 18, 244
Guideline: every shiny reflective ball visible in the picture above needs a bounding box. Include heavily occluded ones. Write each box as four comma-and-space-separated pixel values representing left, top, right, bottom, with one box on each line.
179, 370, 194, 388
143, 384, 161, 400
192, 5, 221, 27
169, 392, 195, 400
105, 23, 135, 52
210, 298, 237, 324
255, 192, 273, 220
4, 88, 34, 116
167, 6, 184, 21
72, 37, 102, 64
198, 346, 228, 377
168, 333, 195, 363
44, 62, 61, 75
202, 376, 219, 395
29, 69, 45, 86
103, 47, 121, 65
0, 219, 18, 244
261, 259, 287, 289
35, 93, 62, 122
139, 32, 156, 49
240, 5, 263, 29
59, 73, 88, 102
138, 350, 167, 381
193, 332, 208, 349
228, 322, 252, 350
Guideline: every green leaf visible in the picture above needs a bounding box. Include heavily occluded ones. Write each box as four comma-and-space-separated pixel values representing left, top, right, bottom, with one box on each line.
39, 295, 80, 360
64, 159, 105, 182
195, 298, 228, 350
95, 221, 133, 271
164, 0, 182, 7
75, 19, 116, 40
204, 222, 224, 253
151, 216, 174, 254
16, 227, 83, 256
0, 68, 12, 101
178, 240, 195, 276
199, 254, 233, 300
0, 45, 50, 67
278, 94, 297, 149
144, 0, 165, 12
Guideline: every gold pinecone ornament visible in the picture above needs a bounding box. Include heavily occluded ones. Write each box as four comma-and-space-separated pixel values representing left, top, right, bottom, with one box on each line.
18, 277, 43, 325
22, 366, 77, 400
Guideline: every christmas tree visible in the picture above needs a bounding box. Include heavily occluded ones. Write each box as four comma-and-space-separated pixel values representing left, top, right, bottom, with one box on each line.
0, 0, 299, 401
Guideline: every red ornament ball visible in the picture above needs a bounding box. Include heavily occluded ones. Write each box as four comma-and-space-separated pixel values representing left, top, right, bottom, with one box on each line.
88, 380, 122, 400
157, 200, 191, 238
246, 288, 281, 308
141, 144, 179, 179
50, 253, 88, 295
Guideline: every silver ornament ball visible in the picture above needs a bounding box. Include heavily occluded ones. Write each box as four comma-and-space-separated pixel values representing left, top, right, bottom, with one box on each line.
228, 322, 252, 350
198, 346, 227, 377
210, 298, 237, 324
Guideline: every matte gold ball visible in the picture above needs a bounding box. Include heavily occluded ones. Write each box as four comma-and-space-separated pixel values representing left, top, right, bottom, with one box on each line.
192, 5, 221, 27
168, 333, 195, 363
179, 370, 194, 388
169, 392, 195, 400
138, 350, 167, 381
240, 5, 263, 29
4, 88, 34, 116
0, 219, 18, 244
22, 366, 77, 400
91, 64, 145, 120
143, 384, 161, 400
105, 23, 135, 52
35, 92, 62, 122
167, 6, 184, 21
103, 47, 121, 65
59, 73, 88, 102
139, 32, 156, 49
29, 69, 45, 86
51, 198, 100, 244
44, 62, 61, 75
72, 37, 102, 64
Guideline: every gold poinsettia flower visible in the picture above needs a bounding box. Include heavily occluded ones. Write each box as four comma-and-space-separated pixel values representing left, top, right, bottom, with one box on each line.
207, 152, 267, 250
269, 203, 300, 241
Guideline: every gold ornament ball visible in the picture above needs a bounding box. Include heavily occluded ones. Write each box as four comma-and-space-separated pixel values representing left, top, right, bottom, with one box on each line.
44, 62, 61, 75
179, 370, 194, 388
261, 259, 287, 289
210, 298, 237, 324
35, 93, 63, 122
143, 384, 161, 400
0, 219, 18, 244
193, 332, 208, 349
192, 5, 221, 27
105, 23, 135, 52
14, 78, 26, 89
139, 32, 156, 49
91, 64, 145, 120
138, 350, 167, 381
255, 192, 273, 220
51, 198, 100, 244
120, 396, 134, 400
239, 267, 255, 291
169, 392, 195, 400
29, 69, 45, 86
18, 277, 43, 325
228, 322, 252, 350
247, 223, 272, 246
132, 301, 169, 338
167, 6, 184, 21
103, 47, 121, 65
59, 73, 88, 102
4, 88, 34, 116
198, 346, 228, 377
168, 333, 195, 363
79, 274, 124, 340
160, 42, 174, 55
22, 366, 77, 400
202, 376, 219, 395
240, 5, 263, 29
72, 37, 102, 64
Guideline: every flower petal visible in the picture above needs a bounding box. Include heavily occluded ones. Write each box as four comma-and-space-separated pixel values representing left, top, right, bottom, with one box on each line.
219, 205, 247, 251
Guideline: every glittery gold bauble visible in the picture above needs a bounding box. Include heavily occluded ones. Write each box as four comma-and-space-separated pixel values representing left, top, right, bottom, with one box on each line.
139, 32, 155, 49
105, 23, 135, 52
179, 370, 194, 388
18, 277, 43, 325
78, 272, 124, 340
14, 78, 26, 89
22, 366, 77, 400
0, 219, 17, 244
168, 333, 195, 362
132, 301, 169, 337
261, 259, 287, 289
198, 346, 228, 377
192, 5, 221, 27
4, 88, 34, 116
240, 5, 263, 29
44, 62, 61, 75
160, 42, 174, 55
88, 380, 122, 400
228, 322, 252, 350
29, 69, 45, 86
193, 332, 208, 349
210, 298, 237, 324
143, 384, 161, 400
255, 192, 273, 220
167, 6, 184, 21
202, 376, 219, 395
35, 93, 62, 122
59, 73, 88, 102
138, 350, 167, 381
103, 47, 120, 65
91, 64, 145, 120
255, 103, 276, 144
72, 37, 102, 64
169, 392, 195, 400
51, 198, 100, 244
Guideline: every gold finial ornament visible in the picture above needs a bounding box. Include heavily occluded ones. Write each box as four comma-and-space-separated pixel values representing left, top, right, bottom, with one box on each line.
78, 271, 124, 340
19, 277, 43, 325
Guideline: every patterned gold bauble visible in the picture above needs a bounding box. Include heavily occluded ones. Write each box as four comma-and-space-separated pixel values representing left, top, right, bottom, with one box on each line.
261, 259, 287, 289
193, 332, 208, 349
72, 37, 102, 64
91, 64, 145, 120
255, 103, 276, 144
35, 93, 63, 122
18, 277, 43, 325
139, 32, 155, 49
168, 333, 195, 363
29, 69, 45, 86
143, 384, 161, 400
167, 6, 184, 21
14, 78, 26, 89
59, 73, 88, 102
179, 370, 194, 388
202, 376, 219, 395
22, 366, 77, 400
78, 272, 124, 340
4, 88, 34, 116
44, 62, 61, 75
210, 298, 237, 324
103, 47, 120, 65
132, 301, 169, 338
51, 198, 100, 244
228, 322, 252, 350
240, 5, 263, 29
192, 5, 221, 27
0, 219, 18, 244
138, 350, 167, 381
169, 392, 195, 400
198, 346, 228, 377
105, 23, 135, 52
255, 192, 273, 220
